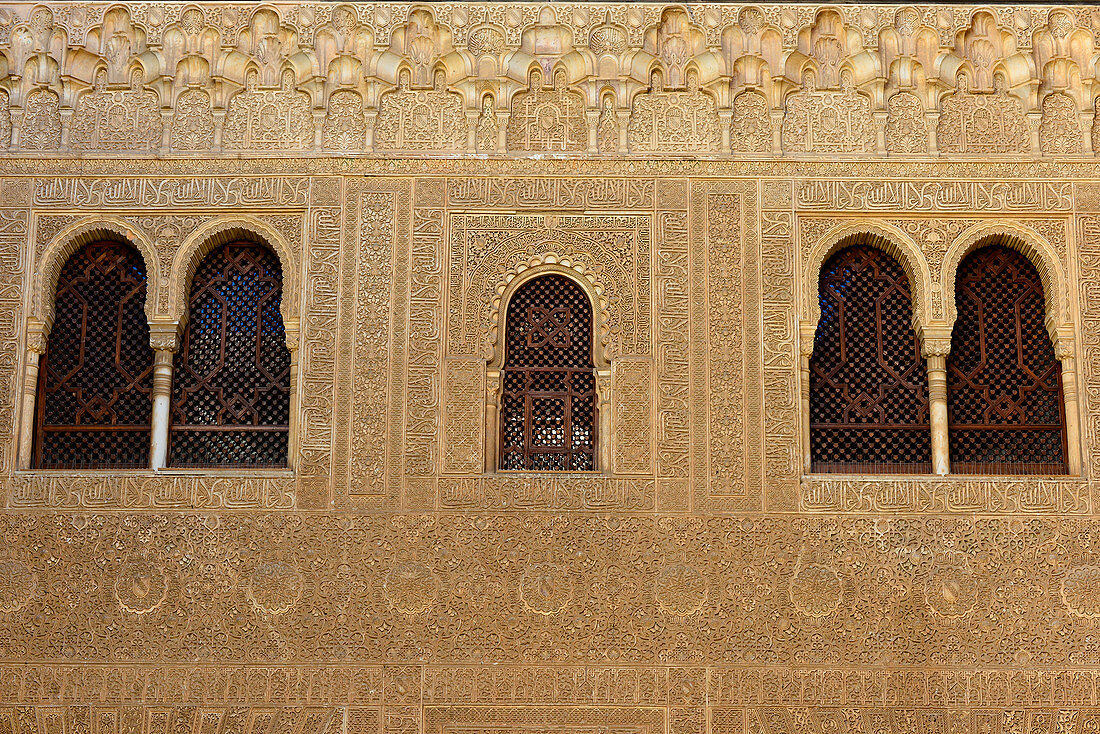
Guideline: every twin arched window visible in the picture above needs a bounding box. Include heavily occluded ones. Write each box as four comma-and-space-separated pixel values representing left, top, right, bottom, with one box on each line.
33, 239, 291, 469
810, 241, 1067, 474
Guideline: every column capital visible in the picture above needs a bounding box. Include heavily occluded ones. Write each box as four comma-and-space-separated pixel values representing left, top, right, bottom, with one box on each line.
148, 320, 182, 353
798, 322, 817, 357
921, 338, 952, 359
1052, 325, 1076, 360
26, 318, 49, 354
916, 323, 953, 358
283, 319, 301, 352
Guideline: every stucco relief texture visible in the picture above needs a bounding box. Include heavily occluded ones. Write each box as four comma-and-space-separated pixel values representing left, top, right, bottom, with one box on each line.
4, 1, 1100, 732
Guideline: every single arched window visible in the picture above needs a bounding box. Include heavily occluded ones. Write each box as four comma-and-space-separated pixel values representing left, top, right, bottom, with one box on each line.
500, 274, 597, 471
810, 244, 931, 473
169, 241, 291, 467
34, 241, 153, 468
947, 245, 1066, 473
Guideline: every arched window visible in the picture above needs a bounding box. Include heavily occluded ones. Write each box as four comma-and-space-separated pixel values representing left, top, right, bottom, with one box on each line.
947, 245, 1066, 474
34, 241, 153, 468
810, 244, 931, 473
169, 241, 291, 467
500, 274, 597, 471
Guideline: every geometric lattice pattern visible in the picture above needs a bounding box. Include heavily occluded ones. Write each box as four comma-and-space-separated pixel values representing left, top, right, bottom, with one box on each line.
169, 242, 291, 467
810, 244, 932, 473
948, 244, 1067, 474
501, 275, 597, 471
34, 241, 154, 468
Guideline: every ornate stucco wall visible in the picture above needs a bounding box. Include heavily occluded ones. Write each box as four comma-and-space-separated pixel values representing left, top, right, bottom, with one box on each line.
4, 3, 1100, 732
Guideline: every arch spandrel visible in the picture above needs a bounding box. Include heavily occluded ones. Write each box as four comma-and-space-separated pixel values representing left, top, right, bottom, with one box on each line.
941, 222, 1069, 345
803, 221, 933, 337
33, 216, 159, 332
171, 216, 300, 332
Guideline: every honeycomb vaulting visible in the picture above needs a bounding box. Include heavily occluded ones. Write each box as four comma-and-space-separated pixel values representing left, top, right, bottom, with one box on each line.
2, 2, 1100, 732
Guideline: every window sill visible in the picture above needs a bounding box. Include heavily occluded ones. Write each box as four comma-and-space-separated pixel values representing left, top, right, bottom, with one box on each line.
803, 472, 1077, 480
15, 468, 294, 478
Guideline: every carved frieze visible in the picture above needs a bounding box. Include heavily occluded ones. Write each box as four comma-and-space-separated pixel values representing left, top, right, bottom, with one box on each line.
628, 70, 719, 153
375, 70, 467, 151
69, 69, 162, 152
0, 2, 1098, 159
223, 69, 314, 151
506, 68, 588, 153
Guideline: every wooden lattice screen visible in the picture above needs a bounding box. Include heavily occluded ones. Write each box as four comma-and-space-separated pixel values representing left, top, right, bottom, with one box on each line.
169, 242, 291, 467
500, 275, 597, 471
35, 241, 154, 469
947, 245, 1067, 474
809, 244, 932, 473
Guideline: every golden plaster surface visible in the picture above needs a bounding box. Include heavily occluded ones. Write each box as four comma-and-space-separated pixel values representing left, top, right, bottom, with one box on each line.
3, 2, 1100, 731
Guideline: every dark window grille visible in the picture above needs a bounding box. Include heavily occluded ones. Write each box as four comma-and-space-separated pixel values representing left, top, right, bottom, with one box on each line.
169, 242, 290, 467
810, 244, 931, 473
947, 244, 1066, 474
500, 274, 597, 471
34, 241, 153, 469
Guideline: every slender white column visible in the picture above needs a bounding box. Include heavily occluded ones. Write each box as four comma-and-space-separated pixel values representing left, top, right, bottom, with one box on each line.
925, 353, 951, 476
1061, 357, 1081, 475
596, 368, 612, 473
148, 325, 181, 471
800, 352, 812, 473
1052, 329, 1081, 476
798, 325, 815, 473
16, 343, 44, 470
485, 369, 502, 473
149, 348, 175, 470
286, 343, 300, 471
1052, 330, 1082, 475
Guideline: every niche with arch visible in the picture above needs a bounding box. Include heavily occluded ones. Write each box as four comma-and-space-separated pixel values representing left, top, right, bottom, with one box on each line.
809, 243, 931, 473
168, 241, 291, 467
947, 244, 1067, 474
34, 240, 154, 469
499, 274, 598, 471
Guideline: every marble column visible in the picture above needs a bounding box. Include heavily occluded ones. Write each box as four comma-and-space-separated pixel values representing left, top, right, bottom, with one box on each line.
596, 368, 612, 473
1055, 331, 1082, 475
921, 337, 952, 476
16, 328, 47, 470
148, 328, 180, 471
484, 369, 502, 473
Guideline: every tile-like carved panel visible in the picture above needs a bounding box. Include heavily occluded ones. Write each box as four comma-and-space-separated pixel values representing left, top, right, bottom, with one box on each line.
441, 358, 484, 475
612, 358, 653, 476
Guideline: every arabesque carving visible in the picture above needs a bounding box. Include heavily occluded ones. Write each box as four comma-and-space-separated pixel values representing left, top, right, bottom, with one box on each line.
0, 2, 1098, 159
507, 68, 588, 153
2, 1, 1100, 729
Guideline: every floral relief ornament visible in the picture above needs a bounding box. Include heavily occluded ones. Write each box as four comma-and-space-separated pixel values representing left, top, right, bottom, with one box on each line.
246, 560, 304, 616
113, 557, 170, 615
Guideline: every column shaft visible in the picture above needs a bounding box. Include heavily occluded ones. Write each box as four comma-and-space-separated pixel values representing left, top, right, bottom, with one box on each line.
485, 370, 501, 473
800, 353, 811, 473
17, 350, 42, 470
149, 349, 175, 470
286, 346, 300, 471
926, 354, 950, 476
1061, 357, 1081, 475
